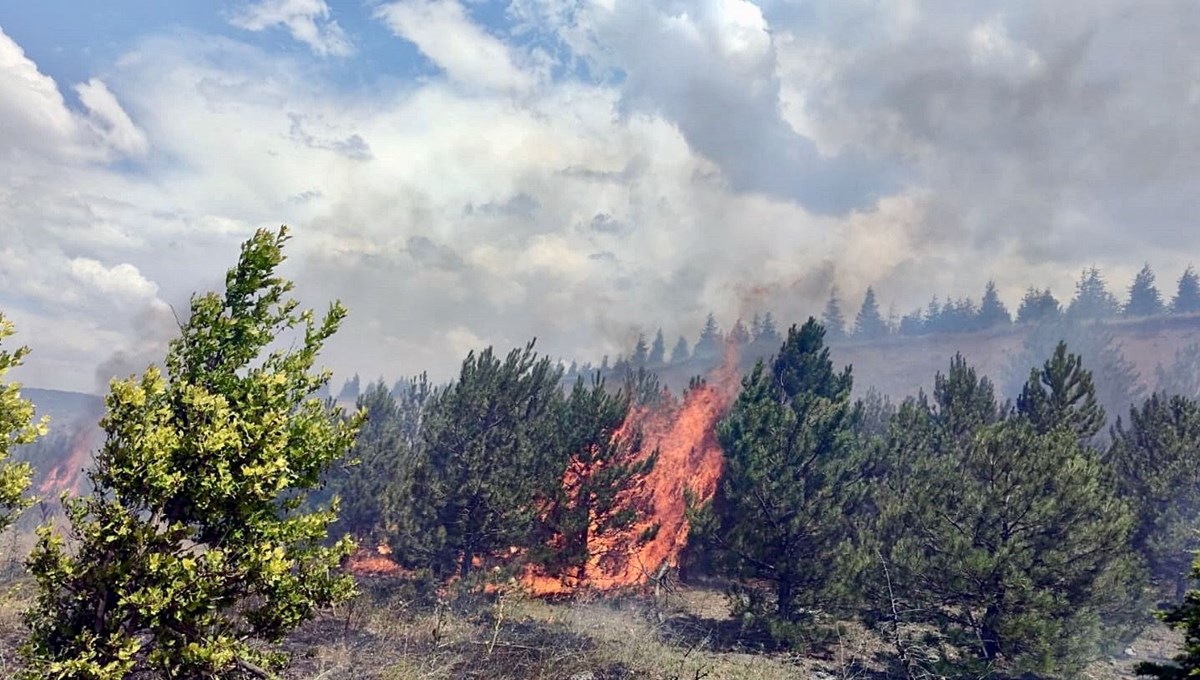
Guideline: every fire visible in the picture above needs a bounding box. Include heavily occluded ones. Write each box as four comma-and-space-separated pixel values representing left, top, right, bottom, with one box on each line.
347, 545, 406, 578
523, 344, 742, 595
39, 421, 102, 497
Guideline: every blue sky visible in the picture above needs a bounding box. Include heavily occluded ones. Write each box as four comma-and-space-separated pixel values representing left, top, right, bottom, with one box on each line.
1, 2, 452, 101
1, 0, 1198, 392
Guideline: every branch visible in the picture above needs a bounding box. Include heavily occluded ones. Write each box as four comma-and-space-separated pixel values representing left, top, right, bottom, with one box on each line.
235, 656, 273, 679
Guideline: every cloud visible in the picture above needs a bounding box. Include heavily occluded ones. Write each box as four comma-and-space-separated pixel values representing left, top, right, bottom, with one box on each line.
68, 259, 159, 301
75, 79, 150, 157
375, 0, 537, 92
6, 2, 1200, 394
0, 26, 83, 159
230, 0, 352, 57
510, 0, 892, 213
771, 0, 1200, 303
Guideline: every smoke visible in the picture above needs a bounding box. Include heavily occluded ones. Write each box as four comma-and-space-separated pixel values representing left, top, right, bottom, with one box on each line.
5, 4, 1200, 389
92, 300, 184, 394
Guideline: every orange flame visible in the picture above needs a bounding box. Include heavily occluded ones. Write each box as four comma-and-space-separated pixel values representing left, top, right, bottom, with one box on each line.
39, 421, 101, 497
523, 344, 741, 595
347, 545, 407, 578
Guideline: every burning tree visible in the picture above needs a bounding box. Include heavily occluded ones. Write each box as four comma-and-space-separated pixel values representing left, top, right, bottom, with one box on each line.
533, 374, 658, 584
21, 227, 363, 679
0, 312, 38, 531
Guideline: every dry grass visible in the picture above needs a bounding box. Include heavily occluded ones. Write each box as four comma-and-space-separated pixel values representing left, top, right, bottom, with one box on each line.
0, 570, 1180, 680
272, 580, 1179, 680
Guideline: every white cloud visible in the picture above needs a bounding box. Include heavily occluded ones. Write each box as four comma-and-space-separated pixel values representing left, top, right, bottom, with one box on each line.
375, 0, 537, 92
230, 0, 352, 57
0, 26, 148, 164
968, 15, 1043, 76
0, 26, 82, 158
75, 78, 150, 157
68, 259, 159, 302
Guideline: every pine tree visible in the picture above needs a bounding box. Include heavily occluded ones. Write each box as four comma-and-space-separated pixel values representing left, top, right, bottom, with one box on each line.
822, 289, 847, 340
337, 373, 361, 402
1016, 287, 1060, 324
21, 228, 362, 679
0, 313, 37, 531
854, 387, 896, 441
923, 296, 942, 333
1126, 263, 1165, 317
670, 335, 690, 363
392, 373, 434, 445
898, 309, 924, 336
1172, 266, 1200, 315
753, 312, 781, 352
854, 287, 888, 340
1140, 557, 1200, 679
874, 418, 1140, 677
648, 329, 666, 365
401, 342, 564, 579
1017, 341, 1106, 442
940, 297, 978, 333
760, 312, 780, 343
1068, 266, 1121, 320
978, 280, 1012, 329
1006, 320, 1142, 430
933, 353, 1001, 441
536, 375, 657, 581
333, 381, 415, 543
1157, 343, 1200, 400
701, 319, 866, 625
1109, 393, 1200, 601
693, 313, 723, 360
728, 318, 751, 346
631, 334, 649, 366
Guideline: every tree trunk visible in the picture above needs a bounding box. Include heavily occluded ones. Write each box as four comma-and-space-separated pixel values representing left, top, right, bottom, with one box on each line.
980, 604, 1002, 661
777, 579, 795, 622
460, 546, 474, 579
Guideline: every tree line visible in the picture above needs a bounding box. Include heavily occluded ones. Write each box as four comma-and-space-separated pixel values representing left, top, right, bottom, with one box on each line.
331, 330, 1200, 676
3, 229, 1200, 677
570, 264, 1200, 376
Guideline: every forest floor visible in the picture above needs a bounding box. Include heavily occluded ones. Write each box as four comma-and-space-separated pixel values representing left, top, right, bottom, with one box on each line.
0, 571, 1178, 680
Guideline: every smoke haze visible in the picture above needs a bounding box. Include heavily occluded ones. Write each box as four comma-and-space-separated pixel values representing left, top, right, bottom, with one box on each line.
1, 1, 1199, 391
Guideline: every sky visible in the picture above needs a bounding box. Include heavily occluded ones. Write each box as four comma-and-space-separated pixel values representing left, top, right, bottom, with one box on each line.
2, 0, 1200, 393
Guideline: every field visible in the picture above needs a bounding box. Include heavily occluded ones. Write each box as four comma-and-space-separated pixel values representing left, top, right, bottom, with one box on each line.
0, 565, 1174, 679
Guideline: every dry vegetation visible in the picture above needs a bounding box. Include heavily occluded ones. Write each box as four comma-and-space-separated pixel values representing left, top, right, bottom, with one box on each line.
1, 565, 1178, 680
0, 555, 1180, 680
272, 582, 1179, 680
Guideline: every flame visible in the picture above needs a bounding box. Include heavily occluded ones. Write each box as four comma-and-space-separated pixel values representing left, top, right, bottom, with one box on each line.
38, 421, 101, 497
523, 344, 741, 595
347, 546, 407, 578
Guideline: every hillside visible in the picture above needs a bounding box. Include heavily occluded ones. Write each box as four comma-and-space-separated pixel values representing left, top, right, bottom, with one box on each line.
21, 388, 103, 434
655, 313, 1200, 403
22, 314, 1200, 431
